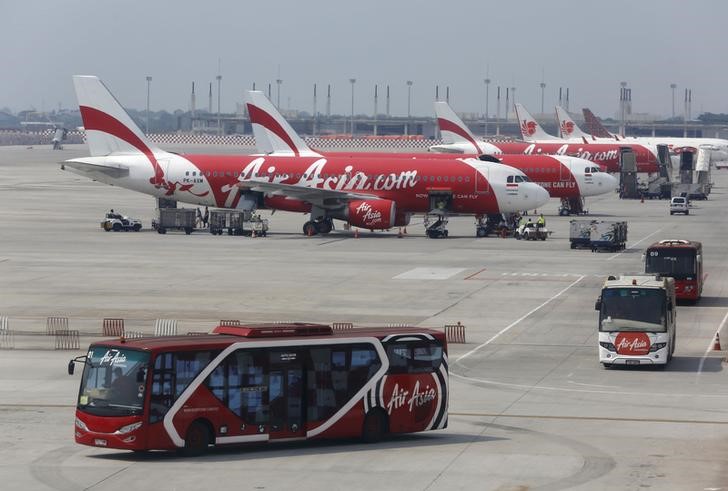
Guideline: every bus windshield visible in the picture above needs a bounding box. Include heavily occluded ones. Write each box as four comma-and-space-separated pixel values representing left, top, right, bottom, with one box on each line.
78, 347, 150, 416
599, 288, 666, 332
645, 248, 697, 279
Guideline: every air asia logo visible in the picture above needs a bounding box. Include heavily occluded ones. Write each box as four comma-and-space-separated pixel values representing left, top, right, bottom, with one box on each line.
561, 120, 575, 136
521, 120, 537, 136
386, 380, 436, 414
355, 202, 383, 227
614, 332, 650, 355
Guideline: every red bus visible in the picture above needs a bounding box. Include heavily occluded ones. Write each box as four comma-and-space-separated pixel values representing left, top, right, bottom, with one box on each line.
68, 323, 448, 455
644, 239, 704, 301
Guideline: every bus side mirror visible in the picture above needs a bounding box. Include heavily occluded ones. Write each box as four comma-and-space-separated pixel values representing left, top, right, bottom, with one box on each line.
68, 360, 75, 375
594, 297, 601, 310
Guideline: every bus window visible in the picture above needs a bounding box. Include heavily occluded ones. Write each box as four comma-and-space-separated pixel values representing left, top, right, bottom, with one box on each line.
150, 350, 217, 423
385, 341, 443, 374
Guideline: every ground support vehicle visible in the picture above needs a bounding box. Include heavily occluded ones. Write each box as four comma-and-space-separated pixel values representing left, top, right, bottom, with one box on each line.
645, 239, 703, 301
101, 213, 142, 232
515, 223, 550, 241
569, 220, 594, 249
68, 323, 449, 455
209, 211, 269, 237
424, 214, 449, 238
589, 221, 627, 252
155, 208, 196, 235
595, 274, 676, 368
669, 196, 689, 215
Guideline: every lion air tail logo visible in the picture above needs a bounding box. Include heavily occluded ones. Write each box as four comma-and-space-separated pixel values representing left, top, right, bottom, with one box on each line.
521, 120, 537, 137
560, 120, 575, 136
614, 332, 651, 356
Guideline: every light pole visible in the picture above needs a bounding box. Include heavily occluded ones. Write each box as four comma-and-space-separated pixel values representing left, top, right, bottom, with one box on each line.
276, 78, 282, 109
349, 78, 356, 137
406, 80, 413, 136
511, 86, 516, 117
216, 74, 222, 135
145, 76, 152, 135
670, 83, 676, 118
539, 81, 546, 114
484, 78, 490, 136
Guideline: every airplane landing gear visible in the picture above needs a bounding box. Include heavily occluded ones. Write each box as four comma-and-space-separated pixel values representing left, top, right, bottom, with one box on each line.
424, 214, 449, 239
302, 218, 334, 236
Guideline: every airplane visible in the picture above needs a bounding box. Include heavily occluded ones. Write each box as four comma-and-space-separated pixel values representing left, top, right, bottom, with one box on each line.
581, 108, 728, 163
62, 75, 549, 239
245, 92, 617, 217
430, 101, 659, 174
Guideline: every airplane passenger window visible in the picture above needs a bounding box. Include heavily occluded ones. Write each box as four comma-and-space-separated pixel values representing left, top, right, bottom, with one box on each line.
458, 176, 463, 182
213, 171, 217, 177
443, 176, 449, 182
465, 176, 471, 182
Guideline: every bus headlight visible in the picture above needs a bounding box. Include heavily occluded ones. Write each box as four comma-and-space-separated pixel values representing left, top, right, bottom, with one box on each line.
75, 417, 89, 432
116, 422, 142, 435
649, 342, 667, 353
684, 285, 694, 292
599, 341, 616, 352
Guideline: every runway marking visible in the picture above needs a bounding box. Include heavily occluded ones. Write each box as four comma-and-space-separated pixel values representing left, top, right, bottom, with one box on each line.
606, 227, 663, 261
450, 411, 728, 425
450, 370, 728, 398
463, 267, 487, 280
566, 380, 620, 389
456, 275, 584, 364
697, 309, 728, 376
393, 267, 465, 280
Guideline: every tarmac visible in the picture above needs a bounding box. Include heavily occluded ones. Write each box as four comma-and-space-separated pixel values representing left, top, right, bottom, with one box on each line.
0, 144, 727, 490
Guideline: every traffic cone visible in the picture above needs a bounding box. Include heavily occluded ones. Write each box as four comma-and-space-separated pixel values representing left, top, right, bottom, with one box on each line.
354, 228, 359, 238
713, 332, 722, 351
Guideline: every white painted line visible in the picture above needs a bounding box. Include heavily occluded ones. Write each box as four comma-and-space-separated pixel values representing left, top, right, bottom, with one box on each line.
606, 228, 663, 261
697, 310, 728, 376
393, 267, 465, 280
456, 275, 584, 365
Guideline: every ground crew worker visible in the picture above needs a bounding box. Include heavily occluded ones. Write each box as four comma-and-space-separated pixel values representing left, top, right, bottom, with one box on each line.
536, 214, 545, 228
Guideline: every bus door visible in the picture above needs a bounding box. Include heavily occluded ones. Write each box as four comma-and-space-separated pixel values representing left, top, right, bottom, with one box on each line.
268, 350, 305, 439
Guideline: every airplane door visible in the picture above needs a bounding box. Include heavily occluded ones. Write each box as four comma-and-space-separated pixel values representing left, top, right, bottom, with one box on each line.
268, 350, 305, 439
474, 167, 490, 194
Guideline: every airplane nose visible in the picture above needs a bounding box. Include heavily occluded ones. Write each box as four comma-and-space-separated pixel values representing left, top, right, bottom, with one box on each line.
602, 173, 618, 193
525, 183, 550, 209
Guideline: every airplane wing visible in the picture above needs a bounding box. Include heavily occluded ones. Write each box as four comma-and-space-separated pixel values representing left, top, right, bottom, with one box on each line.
237, 178, 380, 207
61, 159, 130, 178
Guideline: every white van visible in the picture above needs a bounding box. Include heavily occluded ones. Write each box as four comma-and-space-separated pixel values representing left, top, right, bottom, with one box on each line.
669, 196, 689, 215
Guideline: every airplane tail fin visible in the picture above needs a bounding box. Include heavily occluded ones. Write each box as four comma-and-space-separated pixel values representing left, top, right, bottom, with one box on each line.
555, 106, 589, 140
73, 75, 163, 157
514, 103, 561, 141
433, 101, 483, 153
245, 90, 321, 157
582, 108, 618, 139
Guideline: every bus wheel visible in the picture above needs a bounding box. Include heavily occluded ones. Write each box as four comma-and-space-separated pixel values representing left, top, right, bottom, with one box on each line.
183, 420, 211, 457
362, 409, 388, 443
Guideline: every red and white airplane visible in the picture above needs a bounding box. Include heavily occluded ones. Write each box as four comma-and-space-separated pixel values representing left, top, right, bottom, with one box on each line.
430, 102, 660, 173
62, 76, 549, 238
578, 107, 728, 163
245, 92, 617, 216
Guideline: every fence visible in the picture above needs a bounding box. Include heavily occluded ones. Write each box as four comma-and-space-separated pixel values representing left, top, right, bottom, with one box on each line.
55, 330, 80, 350
102, 318, 125, 337
386, 323, 412, 328
444, 322, 466, 344
0, 316, 14, 349
332, 322, 354, 331
154, 319, 178, 336
125, 331, 145, 339
46, 316, 68, 335
219, 319, 241, 327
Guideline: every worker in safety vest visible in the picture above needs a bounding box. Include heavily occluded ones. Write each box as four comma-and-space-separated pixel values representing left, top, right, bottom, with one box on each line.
536, 214, 545, 228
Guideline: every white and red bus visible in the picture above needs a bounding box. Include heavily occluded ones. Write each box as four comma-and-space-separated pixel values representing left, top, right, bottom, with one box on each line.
644, 239, 704, 301
68, 323, 448, 455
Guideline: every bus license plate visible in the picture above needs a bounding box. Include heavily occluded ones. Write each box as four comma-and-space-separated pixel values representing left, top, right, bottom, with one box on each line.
94, 439, 108, 447
625, 360, 640, 365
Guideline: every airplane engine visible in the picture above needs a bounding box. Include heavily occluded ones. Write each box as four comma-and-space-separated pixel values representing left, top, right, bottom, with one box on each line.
347, 199, 396, 230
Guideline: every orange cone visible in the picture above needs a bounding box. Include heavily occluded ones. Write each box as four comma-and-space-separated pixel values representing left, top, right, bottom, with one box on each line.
713, 332, 722, 351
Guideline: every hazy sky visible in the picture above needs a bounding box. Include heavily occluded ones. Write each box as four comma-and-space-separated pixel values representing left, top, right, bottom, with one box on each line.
3, 0, 727, 119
